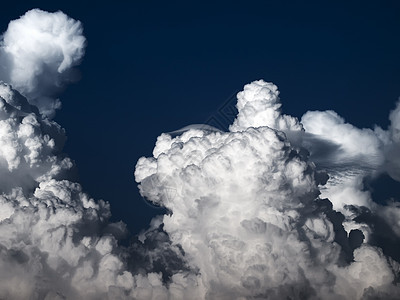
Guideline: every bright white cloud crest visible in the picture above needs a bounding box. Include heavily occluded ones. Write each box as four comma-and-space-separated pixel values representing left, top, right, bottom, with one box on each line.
0, 9, 85, 116
0, 9, 399, 300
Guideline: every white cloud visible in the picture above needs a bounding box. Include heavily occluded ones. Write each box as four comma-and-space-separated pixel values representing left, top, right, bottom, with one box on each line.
0, 11, 207, 299
0, 9, 86, 116
0, 82, 71, 193
135, 80, 400, 298
298, 98, 400, 250
0, 83, 189, 299
230, 80, 303, 135
0, 8, 399, 299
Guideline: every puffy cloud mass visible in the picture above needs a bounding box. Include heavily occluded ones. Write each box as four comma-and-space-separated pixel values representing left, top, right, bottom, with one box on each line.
0, 9, 85, 116
135, 80, 400, 299
0, 9, 399, 300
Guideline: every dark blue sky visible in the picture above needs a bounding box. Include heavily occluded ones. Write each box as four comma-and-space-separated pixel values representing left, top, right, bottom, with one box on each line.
2, 1, 400, 234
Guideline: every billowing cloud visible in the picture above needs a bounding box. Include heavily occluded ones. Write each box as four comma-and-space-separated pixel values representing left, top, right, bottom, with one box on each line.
135, 80, 400, 299
0, 8, 399, 300
0, 9, 86, 116
299, 99, 400, 253
0, 82, 71, 193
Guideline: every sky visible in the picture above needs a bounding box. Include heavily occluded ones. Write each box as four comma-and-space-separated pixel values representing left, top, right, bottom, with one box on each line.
2, 1, 399, 233
0, 1, 400, 299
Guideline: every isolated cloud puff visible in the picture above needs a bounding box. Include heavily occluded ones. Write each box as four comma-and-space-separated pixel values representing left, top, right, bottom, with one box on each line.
0, 9, 86, 116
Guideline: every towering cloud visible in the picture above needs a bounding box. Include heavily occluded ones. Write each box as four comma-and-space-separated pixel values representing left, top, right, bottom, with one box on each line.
0, 9, 399, 300
135, 80, 400, 299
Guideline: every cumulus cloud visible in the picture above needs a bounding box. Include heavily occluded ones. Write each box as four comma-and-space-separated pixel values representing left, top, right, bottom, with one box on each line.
0, 83, 71, 193
230, 80, 303, 145
0, 79, 143, 298
0, 74, 203, 300
0, 9, 86, 116
135, 81, 400, 298
0, 8, 399, 300
298, 98, 400, 257
0, 9, 206, 299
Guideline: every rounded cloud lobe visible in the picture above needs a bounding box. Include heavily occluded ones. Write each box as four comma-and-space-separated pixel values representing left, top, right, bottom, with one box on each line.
0, 9, 399, 300
0, 9, 86, 116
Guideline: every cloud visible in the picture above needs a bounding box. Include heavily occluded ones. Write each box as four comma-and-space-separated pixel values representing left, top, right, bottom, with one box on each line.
135, 80, 400, 298
298, 98, 400, 261
384, 100, 400, 182
0, 8, 399, 299
300, 109, 384, 219
229, 80, 303, 145
0, 80, 202, 299
0, 79, 138, 298
0, 9, 86, 116
0, 10, 205, 299
0, 83, 74, 194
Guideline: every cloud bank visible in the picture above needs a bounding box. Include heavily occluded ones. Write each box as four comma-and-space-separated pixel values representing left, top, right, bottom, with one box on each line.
0, 9, 399, 300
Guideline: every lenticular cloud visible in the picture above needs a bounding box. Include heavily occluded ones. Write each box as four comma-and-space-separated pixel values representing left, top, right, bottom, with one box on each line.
0, 9, 399, 300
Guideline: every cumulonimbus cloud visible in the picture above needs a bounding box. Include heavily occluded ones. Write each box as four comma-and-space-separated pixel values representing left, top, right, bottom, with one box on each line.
0, 9, 399, 300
